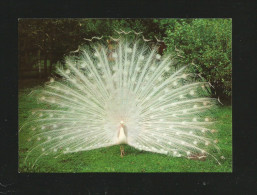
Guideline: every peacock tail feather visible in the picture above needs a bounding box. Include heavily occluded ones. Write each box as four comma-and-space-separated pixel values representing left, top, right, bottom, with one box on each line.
20, 32, 221, 167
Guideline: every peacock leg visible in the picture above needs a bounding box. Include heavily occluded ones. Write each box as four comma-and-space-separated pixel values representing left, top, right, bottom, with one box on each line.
120, 145, 125, 157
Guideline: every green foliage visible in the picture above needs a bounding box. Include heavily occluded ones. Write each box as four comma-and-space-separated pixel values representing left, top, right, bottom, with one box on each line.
19, 83, 232, 173
155, 19, 232, 102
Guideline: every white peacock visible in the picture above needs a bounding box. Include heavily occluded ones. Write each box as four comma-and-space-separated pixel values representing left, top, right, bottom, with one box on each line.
20, 32, 221, 167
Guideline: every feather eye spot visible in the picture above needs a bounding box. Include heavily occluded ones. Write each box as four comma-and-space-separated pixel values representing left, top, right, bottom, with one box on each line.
182, 74, 187, 79
165, 66, 170, 72
189, 90, 195, 95
65, 69, 70, 74
156, 54, 161, 59
150, 66, 155, 72
112, 53, 118, 58
127, 48, 132, 53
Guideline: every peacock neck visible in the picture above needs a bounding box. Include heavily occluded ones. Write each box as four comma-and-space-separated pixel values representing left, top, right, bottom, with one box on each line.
117, 123, 127, 144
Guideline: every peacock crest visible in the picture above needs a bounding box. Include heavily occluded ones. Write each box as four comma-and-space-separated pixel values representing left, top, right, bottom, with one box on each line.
20, 31, 221, 167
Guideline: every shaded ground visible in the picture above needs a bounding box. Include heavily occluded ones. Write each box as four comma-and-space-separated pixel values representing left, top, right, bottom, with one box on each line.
18, 80, 232, 172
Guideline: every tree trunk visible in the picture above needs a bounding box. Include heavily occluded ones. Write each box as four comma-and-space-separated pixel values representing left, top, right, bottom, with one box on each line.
49, 53, 53, 75
38, 50, 41, 79
44, 53, 48, 77
24, 51, 29, 68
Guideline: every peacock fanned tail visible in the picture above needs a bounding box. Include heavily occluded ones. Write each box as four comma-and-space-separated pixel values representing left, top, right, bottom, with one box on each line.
20, 33, 221, 167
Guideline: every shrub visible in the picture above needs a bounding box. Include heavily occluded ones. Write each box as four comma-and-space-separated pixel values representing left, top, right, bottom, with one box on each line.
156, 19, 232, 103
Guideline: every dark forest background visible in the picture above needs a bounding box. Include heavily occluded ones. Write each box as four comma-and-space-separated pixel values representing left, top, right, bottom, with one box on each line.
18, 18, 232, 103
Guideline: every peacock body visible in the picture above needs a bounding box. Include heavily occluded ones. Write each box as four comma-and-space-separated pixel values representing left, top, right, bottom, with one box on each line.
20, 32, 220, 167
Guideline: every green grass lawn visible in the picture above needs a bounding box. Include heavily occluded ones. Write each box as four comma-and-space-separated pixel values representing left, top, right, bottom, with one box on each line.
18, 80, 232, 173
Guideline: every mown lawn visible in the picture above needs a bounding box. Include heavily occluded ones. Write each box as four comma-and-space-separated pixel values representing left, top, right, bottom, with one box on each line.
18, 80, 232, 173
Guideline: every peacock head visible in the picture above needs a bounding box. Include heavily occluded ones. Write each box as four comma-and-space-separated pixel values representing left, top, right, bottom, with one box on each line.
120, 120, 125, 128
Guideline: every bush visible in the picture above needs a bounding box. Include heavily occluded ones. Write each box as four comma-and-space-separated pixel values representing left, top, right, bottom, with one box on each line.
156, 19, 232, 103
